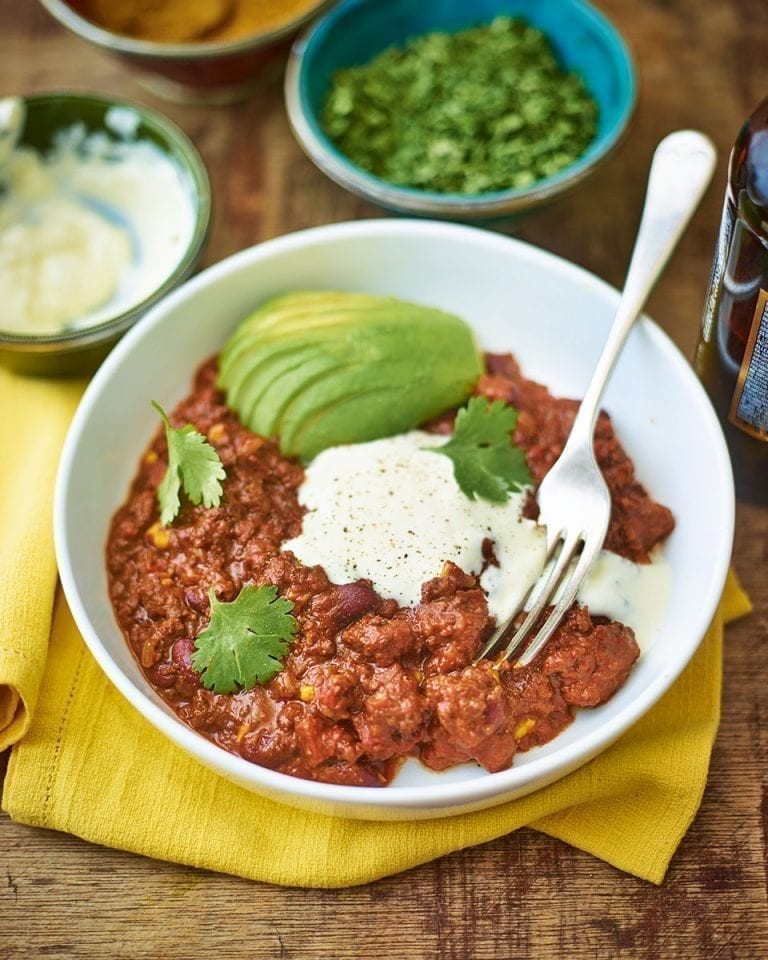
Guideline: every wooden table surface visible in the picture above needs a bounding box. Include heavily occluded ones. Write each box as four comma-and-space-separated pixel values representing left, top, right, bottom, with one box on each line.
1, 1, 766, 957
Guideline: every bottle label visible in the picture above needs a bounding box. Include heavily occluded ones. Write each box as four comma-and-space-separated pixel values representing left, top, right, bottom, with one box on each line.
729, 288, 768, 439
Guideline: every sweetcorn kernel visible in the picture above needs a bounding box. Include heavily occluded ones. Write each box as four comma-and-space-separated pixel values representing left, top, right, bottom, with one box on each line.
299, 685, 315, 702
208, 422, 227, 444
513, 718, 536, 741
147, 521, 170, 549
144, 450, 158, 464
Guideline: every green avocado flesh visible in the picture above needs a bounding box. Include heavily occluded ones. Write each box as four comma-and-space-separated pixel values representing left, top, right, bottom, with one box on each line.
218, 291, 483, 461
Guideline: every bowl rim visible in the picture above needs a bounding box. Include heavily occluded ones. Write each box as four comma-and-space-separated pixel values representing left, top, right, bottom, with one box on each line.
0, 90, 211, 354
54, 218, 735, 816
284, 0, 638, 216
38, 0, 338, 59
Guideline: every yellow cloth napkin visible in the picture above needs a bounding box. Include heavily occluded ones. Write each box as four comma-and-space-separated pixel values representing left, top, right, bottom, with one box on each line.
0, 370, 752, 887
0, 367, 84, 748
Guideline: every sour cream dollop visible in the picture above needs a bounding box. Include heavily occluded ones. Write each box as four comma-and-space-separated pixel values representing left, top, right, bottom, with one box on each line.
283, 430, 671, 650
0, 107, 196, 335
284, 431, 546, 623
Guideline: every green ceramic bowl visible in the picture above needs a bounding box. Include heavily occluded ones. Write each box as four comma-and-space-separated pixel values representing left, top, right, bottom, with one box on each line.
0, 92, 211, 376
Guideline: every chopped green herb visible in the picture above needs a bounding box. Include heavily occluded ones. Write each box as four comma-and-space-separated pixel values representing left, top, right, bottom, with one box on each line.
192, 585, 297, 694
152, 401, 226, 526
430, 396, 532, 502
321, 16, 598, 195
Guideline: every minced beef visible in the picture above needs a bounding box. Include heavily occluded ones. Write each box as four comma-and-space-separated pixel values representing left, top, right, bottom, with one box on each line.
106, 354, 667, 786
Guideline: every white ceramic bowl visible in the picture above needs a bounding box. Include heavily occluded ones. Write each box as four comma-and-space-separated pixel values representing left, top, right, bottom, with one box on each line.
54, 220, 734, 820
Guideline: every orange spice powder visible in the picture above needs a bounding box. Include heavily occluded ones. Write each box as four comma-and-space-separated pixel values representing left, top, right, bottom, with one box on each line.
82, 0, 323, 43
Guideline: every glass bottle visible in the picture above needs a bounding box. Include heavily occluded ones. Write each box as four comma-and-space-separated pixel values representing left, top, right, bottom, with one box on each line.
695, 97, 768, 503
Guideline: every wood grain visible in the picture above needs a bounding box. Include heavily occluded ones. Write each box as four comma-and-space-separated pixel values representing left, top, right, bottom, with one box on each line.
1, 1, 766, 957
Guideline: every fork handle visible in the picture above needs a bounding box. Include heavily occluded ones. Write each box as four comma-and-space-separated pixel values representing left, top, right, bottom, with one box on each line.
566, 130, 717, 448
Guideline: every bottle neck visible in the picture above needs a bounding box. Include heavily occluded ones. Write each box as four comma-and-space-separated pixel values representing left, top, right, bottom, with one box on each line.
728, 99, 768, 239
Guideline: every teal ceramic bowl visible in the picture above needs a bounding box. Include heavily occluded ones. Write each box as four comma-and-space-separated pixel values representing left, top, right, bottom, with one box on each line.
285, 0, 637, 222
0, 92, 210, 376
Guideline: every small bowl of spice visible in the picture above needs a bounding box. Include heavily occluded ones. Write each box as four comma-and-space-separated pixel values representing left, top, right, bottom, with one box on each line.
38, 0, 337, 104
285, 0, 637, 221
0, 92, 210, 376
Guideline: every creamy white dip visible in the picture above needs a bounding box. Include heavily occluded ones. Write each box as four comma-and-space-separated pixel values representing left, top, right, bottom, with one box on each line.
0, 107, 196, 335
283, 431, 670, 649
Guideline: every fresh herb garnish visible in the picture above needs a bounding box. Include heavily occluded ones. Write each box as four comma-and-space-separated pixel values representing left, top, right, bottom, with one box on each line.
430, 396, 532, 502
152, 400, 226, 526
321, 16, 598, 195
192, 585, 297, 694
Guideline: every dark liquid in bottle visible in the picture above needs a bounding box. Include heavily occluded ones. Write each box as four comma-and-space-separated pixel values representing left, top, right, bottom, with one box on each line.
695, 98, 768, 503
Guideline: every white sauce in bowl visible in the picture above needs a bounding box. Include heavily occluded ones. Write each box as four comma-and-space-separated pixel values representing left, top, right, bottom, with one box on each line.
0, 107, 196, 335
284, 430, 670, 649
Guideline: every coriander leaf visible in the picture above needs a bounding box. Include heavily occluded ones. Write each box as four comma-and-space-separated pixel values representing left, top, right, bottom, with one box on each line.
320, 16, 598, 195
431, 396, 533, 502
152, 401, 226, 526
192, 585, 297, 694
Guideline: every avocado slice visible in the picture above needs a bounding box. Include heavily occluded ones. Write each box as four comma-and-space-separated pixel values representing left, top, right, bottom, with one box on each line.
218, 291, 482, 460
223, 340, 316, 413
223, 330, 344, 417
288, 386, 432, 460
234, 345, 338, 433
247, 353, 352, 438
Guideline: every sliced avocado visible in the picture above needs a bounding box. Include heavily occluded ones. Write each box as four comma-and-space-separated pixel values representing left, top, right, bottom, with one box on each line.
221, 294, 385, 360
223, 330, 344, 415
277, 360, 371, 455
255, 356, 356, 438
223, 340, 316, 412
234, 345, 336, 432
283, 374, 474, 461
218, 291, 482, 460
240, 292, 387, 335
287, 387, 398, 460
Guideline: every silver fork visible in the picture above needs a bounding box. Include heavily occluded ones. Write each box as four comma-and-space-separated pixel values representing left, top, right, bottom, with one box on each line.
478, 130, 717, 666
